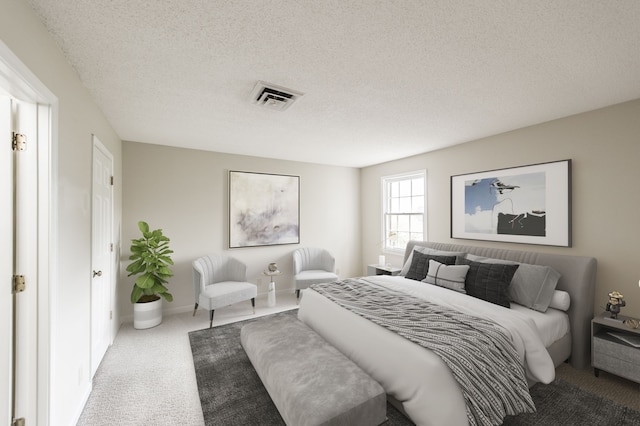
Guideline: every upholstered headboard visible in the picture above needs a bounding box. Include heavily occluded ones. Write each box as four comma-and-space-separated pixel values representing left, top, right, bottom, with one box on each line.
404, 241, 597, 370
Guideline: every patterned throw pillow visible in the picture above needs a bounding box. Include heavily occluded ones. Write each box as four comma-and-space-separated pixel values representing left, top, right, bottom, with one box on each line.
456, 257, 519, 308
464, 254, 560, 312
405, 252, 457, 281
422, 260, 469, 293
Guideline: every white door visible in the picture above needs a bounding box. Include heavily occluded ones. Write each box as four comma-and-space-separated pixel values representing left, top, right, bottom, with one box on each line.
0, 94, 13, 426
1, 41, 54, 426
0, 95, 40, 425
91, 136, 113, 377
14, 96, 39, 426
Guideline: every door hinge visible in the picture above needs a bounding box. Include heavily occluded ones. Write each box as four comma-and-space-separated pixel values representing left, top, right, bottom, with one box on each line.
13, 275, 26, 293
110, 310, 113, 320
110, 175, 114, 186
110, 243, 114, 252
12, 417, 25, 426
12, 132, 26, 151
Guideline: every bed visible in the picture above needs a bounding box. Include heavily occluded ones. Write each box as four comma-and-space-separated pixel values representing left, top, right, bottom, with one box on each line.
297, 241, 597, 426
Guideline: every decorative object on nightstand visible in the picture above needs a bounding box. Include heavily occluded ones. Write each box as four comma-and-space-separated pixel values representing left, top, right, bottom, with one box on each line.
605, 291, 626, 319
376, 231, 397, 270
625, 318, 639, 330
591, 312, 640, 384
263, 264, 280, 307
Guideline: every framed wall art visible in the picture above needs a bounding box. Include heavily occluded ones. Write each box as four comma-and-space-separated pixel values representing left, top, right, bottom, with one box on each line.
229, 170, 300, 248
450, 160, 571, 247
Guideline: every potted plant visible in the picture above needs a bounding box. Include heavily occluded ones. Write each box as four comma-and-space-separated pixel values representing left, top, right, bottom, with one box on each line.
126, 221, 174, 329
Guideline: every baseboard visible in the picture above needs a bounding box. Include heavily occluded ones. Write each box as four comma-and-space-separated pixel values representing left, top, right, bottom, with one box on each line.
70, 381, 93, 425
120, 288, 295, 323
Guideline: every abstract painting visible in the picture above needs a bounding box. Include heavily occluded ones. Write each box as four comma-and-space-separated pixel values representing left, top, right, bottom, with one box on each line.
451, 160, 571, 246
229, 171, 300, 248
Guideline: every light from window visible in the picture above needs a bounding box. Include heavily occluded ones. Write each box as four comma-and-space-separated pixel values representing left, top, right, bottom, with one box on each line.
382, 171, 426, 251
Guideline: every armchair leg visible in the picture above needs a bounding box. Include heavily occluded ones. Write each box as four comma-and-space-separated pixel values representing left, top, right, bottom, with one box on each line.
193, 303, 198, 316
251, 298, 255, 314
209, 310, 215, 328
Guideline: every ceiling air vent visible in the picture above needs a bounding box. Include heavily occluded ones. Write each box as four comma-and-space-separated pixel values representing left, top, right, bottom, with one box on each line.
250, 81, 303, 111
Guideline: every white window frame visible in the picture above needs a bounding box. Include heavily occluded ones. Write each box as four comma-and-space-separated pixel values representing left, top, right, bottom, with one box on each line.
381, 170, 427, 254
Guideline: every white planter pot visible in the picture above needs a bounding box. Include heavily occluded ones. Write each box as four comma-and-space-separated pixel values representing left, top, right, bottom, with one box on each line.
133, 297, 162, 329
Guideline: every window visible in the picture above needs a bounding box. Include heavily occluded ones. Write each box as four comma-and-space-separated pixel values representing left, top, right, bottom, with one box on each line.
382, 170, 426, 252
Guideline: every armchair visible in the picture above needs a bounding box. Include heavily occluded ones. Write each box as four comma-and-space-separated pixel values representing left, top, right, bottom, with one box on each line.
192, 254, 257, 328
293, 247, 338, 299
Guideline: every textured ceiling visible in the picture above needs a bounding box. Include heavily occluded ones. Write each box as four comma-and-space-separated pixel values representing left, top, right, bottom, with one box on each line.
26, 1, 640, 167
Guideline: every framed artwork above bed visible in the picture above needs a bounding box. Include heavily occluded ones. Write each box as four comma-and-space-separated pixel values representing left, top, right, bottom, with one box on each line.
229, 170, 300, 248
450, 160, 571, 247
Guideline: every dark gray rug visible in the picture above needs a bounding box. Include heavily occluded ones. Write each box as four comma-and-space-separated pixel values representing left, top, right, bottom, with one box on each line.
189, 310, 640, 426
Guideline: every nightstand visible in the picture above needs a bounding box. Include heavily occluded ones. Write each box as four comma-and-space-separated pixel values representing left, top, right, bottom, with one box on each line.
367, 264, 401, 276
591, 312, 640, 384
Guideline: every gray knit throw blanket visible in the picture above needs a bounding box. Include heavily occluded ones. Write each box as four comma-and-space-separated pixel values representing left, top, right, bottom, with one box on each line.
311, 278, 535, 426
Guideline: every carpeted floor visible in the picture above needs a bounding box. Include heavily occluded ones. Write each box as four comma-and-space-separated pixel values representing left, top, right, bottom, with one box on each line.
189, 310, 640, 426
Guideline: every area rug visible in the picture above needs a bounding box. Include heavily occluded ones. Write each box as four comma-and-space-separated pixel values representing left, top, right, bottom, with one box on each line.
189, 310, 640, 426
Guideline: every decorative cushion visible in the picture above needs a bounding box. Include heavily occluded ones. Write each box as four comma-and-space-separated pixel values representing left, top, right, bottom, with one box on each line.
549, 290, 571, 311
405, 252, 457, 281
422, 260, 469, 293
400, 247, 466, 276
465, 254, 560, 312
456, 257, 519, 308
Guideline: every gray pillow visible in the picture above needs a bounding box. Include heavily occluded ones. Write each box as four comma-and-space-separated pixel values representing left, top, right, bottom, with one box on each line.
510, 264, 561, 312
465, 253, 516, 265
400, 246, 466, 276
423, 260, 469, 293
464, 253, 561, 312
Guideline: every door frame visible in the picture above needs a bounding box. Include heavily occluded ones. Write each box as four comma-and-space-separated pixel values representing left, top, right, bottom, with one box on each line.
0, 40, 57, 426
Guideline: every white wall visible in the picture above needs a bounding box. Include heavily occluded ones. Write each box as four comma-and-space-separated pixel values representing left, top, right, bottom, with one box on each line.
362, 99, 640, 318
120, 141, 361, 320
0, 0, 123, 424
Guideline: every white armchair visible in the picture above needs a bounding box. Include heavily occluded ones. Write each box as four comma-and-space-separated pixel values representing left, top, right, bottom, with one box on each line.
192, 254, 257, 328
293, 247, 339, 300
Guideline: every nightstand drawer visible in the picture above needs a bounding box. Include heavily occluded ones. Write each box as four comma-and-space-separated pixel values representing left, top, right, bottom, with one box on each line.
591, 313, 640, 385
593, 335, 639, 363
592, 353, 640, 383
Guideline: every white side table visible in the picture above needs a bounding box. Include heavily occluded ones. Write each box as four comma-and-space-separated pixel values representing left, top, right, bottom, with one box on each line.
367, 264, 402, 276
263, 270, 281, 307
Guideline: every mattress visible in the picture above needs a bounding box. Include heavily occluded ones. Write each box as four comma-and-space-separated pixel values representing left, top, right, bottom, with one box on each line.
510, 303, 569, 348
298, 275, 561, 426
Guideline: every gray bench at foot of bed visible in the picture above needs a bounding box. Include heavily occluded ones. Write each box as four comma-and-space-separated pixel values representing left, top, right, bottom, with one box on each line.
240, 314, 386, 426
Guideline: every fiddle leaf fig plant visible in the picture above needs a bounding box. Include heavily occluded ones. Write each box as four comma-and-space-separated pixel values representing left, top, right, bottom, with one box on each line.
126, 221, 174, 304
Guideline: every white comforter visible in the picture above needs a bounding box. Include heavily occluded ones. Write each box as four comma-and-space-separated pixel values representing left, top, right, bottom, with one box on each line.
297, 275, 556, 426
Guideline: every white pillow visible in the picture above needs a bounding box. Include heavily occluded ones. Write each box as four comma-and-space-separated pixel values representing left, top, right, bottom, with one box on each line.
422, 260, 469, 293
549, 290, 571, 311
400, 247, 466, 276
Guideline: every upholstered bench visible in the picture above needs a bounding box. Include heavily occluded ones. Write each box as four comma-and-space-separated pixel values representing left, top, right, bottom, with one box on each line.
240, 313, 386, 426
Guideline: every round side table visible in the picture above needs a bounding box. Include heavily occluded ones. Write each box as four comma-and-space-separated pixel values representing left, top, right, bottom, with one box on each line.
263, 270, 280, 307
